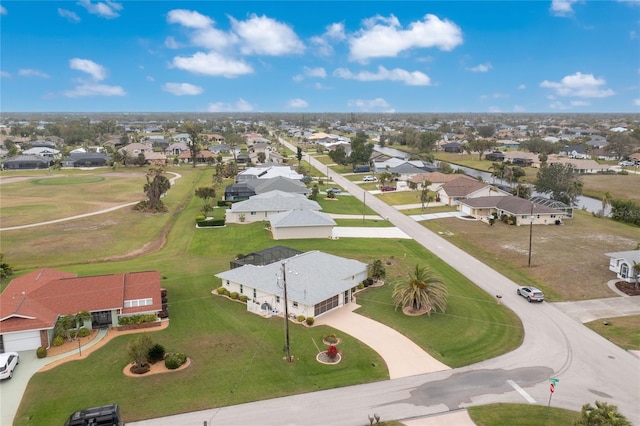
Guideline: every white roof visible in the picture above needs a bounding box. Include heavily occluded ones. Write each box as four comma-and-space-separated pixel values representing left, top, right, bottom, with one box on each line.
605, 250, 640, 263
269, 210, 336, 228
239, 165, 303, 181
230, 190, 320, 213
215, 251, 366, 305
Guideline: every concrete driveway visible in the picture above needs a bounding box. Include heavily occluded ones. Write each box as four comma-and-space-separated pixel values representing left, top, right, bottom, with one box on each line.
315, 302, 450, 379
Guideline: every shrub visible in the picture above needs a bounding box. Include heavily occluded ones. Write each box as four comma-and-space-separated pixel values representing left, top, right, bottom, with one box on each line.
239, 295, 248, 303
52, 336, 64, 347
196, 218, 226, 227
216, 287, 229, 295
77, 327, 91, 338
119, 314, 157, 325
305, 317, 315, 326
327, 345, 339, 359
130, 363, 150, 374
323, 334, 338, 344
68, 329, 77, 339
165, 352, 187, 370
195, 214, 205, 222
362, 278, 374, 287
36, 346, 47, 358
357, 283, 364, 290
230, 292, 239, 300
296, 315, 305, 322
148, 343, 166, 364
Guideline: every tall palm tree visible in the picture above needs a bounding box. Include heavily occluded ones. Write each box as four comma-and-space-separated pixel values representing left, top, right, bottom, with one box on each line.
392, 265, 448, 316
574, 400, 631, 426
73, 311, 92, 336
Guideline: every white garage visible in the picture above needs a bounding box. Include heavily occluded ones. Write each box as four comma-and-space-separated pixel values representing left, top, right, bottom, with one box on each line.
1, 330, 42, 352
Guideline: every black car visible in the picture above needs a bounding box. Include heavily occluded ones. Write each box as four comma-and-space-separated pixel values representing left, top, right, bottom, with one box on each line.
64, 404, 124, 426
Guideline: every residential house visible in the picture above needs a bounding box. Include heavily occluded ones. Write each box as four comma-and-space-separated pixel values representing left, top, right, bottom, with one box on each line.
546, 157, 611, 174
441, 142, 463, 153
166, 142, 189, 156
560, 145, 590, 159
215, 250, 366, 318
61, 152, 111, 168
225, 190, 320, 224
224, 176, 310, 201
173, 133, 191, 143
0, 269, 162, 352
605, 250, 640, 284
436, 176, 509, 206
2, 155, 51, 170
236, 165, 304, 182
457, 196, 566, 226
22, 147, 61, 159
269, 210, 336, 240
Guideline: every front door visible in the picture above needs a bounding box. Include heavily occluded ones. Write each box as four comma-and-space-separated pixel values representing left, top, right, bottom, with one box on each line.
344, 290, 350, 304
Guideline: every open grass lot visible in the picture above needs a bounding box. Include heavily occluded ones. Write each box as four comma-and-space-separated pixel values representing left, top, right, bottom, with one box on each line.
467, 403, 580, 425
375, 190, 425, 205
422, 211, 639, 301
315, 193, 377, 215
401, 206, 457, 216
585, 315, 640, 350
581, 173, 640, 202
6, 167, 523, 425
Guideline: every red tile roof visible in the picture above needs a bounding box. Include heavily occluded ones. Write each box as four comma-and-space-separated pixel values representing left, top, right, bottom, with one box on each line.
0, 269, 161, 333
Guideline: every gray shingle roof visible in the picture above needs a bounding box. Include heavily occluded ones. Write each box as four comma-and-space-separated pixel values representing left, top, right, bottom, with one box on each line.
230, 190, 320, 213
269, 210, 336, 228
215, 250, 367, 305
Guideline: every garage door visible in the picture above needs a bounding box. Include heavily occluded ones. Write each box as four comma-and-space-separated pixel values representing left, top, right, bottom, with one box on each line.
460, 204, 472, 215
2, 330, 41, 352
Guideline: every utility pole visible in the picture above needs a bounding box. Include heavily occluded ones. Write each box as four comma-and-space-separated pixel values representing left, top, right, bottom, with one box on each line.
363, 190, 366, 223
528, 201, 534, 267
281, 262, 292, 362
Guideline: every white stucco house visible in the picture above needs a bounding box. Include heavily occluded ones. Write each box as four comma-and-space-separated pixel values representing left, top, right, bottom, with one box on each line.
225, 190, 321, 224
605, 250, 640, 283
215, 250, 367, 319
269, 210, 336, 240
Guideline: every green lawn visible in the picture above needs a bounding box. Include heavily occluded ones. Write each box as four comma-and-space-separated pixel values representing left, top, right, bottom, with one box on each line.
7, 167, 522, 425
374, 190, 424, 205
467, 403, 579, 425
585, 315, 640, 350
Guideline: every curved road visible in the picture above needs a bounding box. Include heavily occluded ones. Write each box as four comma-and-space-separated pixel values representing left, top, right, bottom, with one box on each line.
131, 141, 639, 425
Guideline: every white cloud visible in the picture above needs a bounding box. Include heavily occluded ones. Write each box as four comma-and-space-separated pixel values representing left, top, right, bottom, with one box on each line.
334, 66, 431, 86
518, 84, 526, 90
288, 98, 308, 108
18, 69, 50, 78
69, 58, 107, 81
513, 105, 526, 112
540, 72, 615, 98
347, 97, 394, 112
634, 99, 640, 106
58, 8, 80, 22
293, 66, 327, 82
171, 52, 253, 78
164, 36, 180, 49
231, 14, 305, 56
349, 14, 462, 63
190, 27, 237, 51
469, 63, 492, 72
630, 30, 637, 40
64, 83, 126, 98
162, 82, 204, 96
0, 71, 11, 78
310, 22, 346, 56
570, 100, 591, 106
550, 0, 582, 17
146, 75, 155, 82
77, 0, 122, 19
207, 98, 254, 112
166, 9, 213, 29
0, 5, 7, 15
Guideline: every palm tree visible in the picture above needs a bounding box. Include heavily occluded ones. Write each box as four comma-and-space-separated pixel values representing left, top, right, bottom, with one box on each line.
392, 265, 448, 316
601, 191, 613, 216
633, 261, 640, 291
369, 259, 386, 284
73, 311, 92, 336
54, 314, 75, 341
574, 400, 631, 426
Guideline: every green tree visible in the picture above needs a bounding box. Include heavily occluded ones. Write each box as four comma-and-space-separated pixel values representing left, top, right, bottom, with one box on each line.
128, 334, 154, 368
181, 121, 204, 168
73, 311, 92, 336
467, 138, 495, 160
328, 145, 349, 166
54, 314, 76, 341
140, 167, 171, 212
477, 124, 495, 139
369, 259, 386, 283
574, 401, 631, 426
348, 131, 374, 165
195, 186, 217, 216
296, 146, 303, 167
392, 265, 448, 316
0, 253, 14, 280
420, 180, 432, 210
633, 261, 640, 291
601, 191, 613, 216
535, 163, 583, 206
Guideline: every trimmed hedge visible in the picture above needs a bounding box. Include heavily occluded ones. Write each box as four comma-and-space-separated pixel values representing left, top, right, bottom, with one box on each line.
165, 352, 187, 370
296, 315, 305, 322
77, 327, 91, 338
216, 287, 230, 296
196, 219, 226, 227
148, 344, 166, 363
52, 336, 64, 347
119, 314, 158, 325
239, 295, 248, 303
305, 317, 315, 326
36, 346, 47, 358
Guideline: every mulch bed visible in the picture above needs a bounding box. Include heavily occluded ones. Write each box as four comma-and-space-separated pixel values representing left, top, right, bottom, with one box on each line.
615, 281, 640, 296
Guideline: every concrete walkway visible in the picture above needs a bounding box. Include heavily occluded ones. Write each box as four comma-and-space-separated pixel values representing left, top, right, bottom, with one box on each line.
332, 227, 412, 239
315, 302, 450, 379
553, 296, 640, 323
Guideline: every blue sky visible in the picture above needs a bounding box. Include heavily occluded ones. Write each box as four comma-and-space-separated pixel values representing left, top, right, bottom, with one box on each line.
1, 1, 639, 113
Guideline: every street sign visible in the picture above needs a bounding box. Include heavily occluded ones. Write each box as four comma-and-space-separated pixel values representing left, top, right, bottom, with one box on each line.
549, 378, 559, 384
550, 383, 555, 393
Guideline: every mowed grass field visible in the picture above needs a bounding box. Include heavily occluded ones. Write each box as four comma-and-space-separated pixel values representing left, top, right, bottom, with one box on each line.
4, 166, 524, 425
422, 211, 639, 301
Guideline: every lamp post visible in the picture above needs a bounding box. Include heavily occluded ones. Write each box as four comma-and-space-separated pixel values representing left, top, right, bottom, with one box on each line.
281, 262, 292, 363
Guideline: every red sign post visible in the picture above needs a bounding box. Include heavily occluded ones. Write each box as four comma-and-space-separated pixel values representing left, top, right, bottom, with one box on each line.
550, 383, 555, 393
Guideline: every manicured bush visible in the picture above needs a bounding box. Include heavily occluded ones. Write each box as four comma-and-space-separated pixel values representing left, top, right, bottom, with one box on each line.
323, 334, 338, 344
357, 283, 364, 290
68, 329, 77, 339
305, 317, 315, 326
119, 314, 157, 325
52, 336, 64, 347
296, 315, 305, 322
362, 278, 374, 287
216, 287, 229, 295
229, 292, 239, 300
196, 218, 226, 227
195, 214, 205, 222
327, 345, 339, 359
165, 352, 187, 370
148, 343, 166, 363
36, 346, 47, 358
77, 327, 90, 338
239, 295, 248, 303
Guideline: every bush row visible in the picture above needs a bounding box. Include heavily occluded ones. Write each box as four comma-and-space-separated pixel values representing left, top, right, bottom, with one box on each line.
119, 314, 158, 325
196, 218, 226, 227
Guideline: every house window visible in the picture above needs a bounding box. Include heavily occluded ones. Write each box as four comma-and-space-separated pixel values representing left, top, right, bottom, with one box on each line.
240, 285, 243, 294
124, 298, 153, 308
253, 289, 257, 298
226, 280, 230, 286
292, 301, 298, 308
251, 211, 257, 216
276, 296, 280, 303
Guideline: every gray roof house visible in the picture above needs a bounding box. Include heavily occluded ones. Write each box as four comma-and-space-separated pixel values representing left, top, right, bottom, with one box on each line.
224, 176, 310, 201
458, 196, 566, 226
226, 190, 320, 224
269, 210, 336, 240
215, 250, 366, 319
605, 250, 640, 284
2, 155, 51, 170
61, 152, 111, 168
